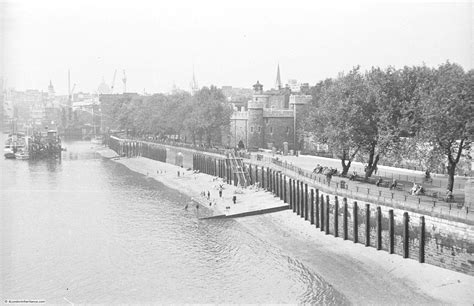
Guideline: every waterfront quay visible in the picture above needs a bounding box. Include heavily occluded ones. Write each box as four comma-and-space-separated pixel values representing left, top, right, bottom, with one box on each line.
106, 136, 474, 277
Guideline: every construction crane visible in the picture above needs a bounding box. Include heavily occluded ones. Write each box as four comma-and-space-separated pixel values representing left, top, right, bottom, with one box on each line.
110, 69, 117, 93
67, 70, 76, 104
122, 70, 127, 93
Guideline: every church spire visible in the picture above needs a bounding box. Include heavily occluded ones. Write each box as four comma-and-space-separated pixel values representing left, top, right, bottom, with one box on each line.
190, 65, 199, 94
275, 63, 282, 90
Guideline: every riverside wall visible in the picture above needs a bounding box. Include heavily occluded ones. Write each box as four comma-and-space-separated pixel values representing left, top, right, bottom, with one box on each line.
106, 137, 474, 276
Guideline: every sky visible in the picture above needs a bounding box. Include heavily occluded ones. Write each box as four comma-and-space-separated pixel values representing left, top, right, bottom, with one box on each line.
1, 0, 472, 95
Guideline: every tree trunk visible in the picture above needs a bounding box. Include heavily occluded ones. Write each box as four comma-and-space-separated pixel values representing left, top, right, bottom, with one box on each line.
340, 147, 359, 176
341, 159, 352, 176
365, 145, 380, 179
447, 161, 456, 192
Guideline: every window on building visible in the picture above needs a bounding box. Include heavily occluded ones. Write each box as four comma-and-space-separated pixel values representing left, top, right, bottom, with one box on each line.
258, 126, 261, 133
286, 127, 290, 134
265, 118, 269, 124
250, 126, 254, 133
270, 126, 273, 134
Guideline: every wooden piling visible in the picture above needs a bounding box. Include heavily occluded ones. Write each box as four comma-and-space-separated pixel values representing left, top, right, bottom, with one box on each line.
315, 189, 320, 228
343, 198, 348, 240
291, 179, 296, 212
310, 189, 315, 224
389, 209, 394, 254
289, 179, 293, 208
280, 173, 284, 201
365, 204, 370, 247
300, 181, 304, 218
403, 212, 409, 258
304, 184, 309, 221
334, 196, 339, 237
376, 206, 382, 250
320, 194, 325, 231
325, 195, 330, 235
419, 216, 425, 263
296, 180, 300, 215
353, 202, 358, 243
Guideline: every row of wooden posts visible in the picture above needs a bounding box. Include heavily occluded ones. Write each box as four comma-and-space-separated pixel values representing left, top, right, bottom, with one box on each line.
108, 137, 166, 162
194, 153, 427, 263
262, 165, 427, 264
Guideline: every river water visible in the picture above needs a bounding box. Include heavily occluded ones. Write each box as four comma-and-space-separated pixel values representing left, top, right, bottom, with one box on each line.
1, 140, 348, 304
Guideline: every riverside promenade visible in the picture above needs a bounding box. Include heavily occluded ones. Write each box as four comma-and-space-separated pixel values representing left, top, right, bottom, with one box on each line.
97, 145, 474, 304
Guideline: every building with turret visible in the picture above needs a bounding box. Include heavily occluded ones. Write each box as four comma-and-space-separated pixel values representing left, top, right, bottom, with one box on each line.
228, 78, 311, 152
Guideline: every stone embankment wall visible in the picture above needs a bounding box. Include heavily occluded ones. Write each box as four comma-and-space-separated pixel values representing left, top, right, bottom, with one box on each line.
106, 137, 474, 276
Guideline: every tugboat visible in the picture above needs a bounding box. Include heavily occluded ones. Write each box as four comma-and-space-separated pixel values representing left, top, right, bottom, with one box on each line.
29, 129, 62, 159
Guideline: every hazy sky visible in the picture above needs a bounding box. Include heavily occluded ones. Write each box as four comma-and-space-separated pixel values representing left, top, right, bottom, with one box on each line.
1, 0, 472, 94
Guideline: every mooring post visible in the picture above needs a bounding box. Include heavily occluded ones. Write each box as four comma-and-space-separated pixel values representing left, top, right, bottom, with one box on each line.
325, 195, 330, 235
376, 206, 382, 250
315, 189, 320, 228
280, 173, 284, 201
267, 167, 270, 191
272, 170, 276, 196
278, 173, 281, 198
343, 198, 348, 240
304, 183, 309, 221
289, 179, 293, 208
269, 169, 272, 193
403, 212, 409, 258
419, 216, 425, 263
365, 204, 370, 247
320, 194, 325, 232
389, 209, 394, 254
296, 181, 300, 216
249, 164, 252, 185
334, 196, 339, 237
353, 202, 358, 243
284, 176, 287, 203
273, 170, 276, 195
292, 179, 297, 212
300, 181, 304, 218
310, 189, 315, 224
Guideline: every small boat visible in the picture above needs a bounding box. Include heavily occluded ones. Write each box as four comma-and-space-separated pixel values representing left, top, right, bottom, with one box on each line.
4, 134, 25, 159
14, 149, 30, 160
4, 145, 15, 159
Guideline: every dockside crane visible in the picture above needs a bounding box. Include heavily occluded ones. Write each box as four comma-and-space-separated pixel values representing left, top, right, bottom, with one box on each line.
122, 70, 127, 93
67, 69, 76, 104
110, 69, 117, 93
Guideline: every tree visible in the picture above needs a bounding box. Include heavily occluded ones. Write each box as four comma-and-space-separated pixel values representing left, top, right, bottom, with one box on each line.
303, 68, 368, 176
418, 62, 473, 191
187, 86, 232, 146
361, 67, 406, 178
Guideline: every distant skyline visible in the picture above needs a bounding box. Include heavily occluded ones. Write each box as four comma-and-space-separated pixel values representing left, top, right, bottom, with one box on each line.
1, 0, 473, 94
